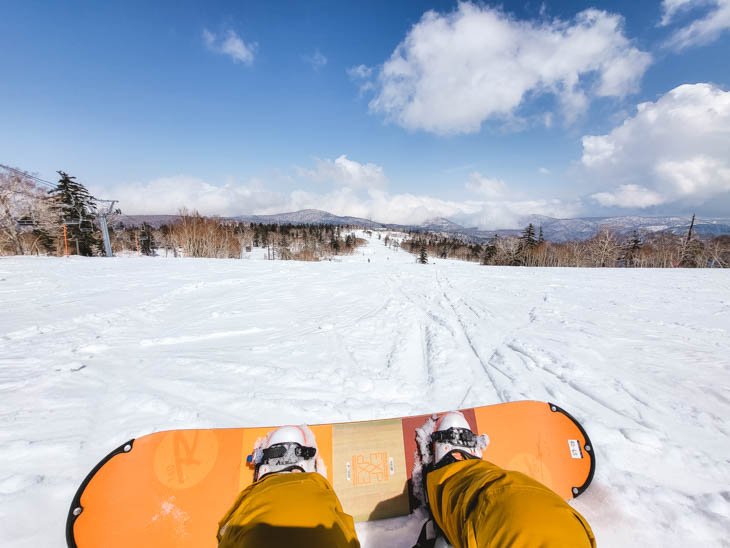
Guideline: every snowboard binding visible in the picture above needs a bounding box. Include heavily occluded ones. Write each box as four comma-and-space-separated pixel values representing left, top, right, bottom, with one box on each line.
431, 414, 482, 465
253, 425, 318, 481
413, 411, 486, 548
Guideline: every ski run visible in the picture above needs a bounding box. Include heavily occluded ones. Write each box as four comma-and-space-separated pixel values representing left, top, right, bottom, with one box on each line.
1, 232, 729, 547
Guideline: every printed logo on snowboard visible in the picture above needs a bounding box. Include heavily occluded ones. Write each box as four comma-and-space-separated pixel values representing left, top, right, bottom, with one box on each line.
154, 431, 219, 489
351, 452, 391, 485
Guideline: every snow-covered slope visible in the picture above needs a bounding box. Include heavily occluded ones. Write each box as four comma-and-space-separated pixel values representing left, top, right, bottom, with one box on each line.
1, 234, 729, 547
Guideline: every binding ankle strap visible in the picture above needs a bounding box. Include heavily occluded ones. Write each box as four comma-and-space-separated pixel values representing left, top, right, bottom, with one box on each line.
257, 464, 307, 481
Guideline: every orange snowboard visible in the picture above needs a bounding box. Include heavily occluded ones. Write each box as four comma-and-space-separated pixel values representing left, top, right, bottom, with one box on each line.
66, 400, 594, 548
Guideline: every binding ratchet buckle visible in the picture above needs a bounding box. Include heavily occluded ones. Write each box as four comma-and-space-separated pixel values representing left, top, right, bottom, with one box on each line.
431, 427, 478, 448
260, 443, 317, 465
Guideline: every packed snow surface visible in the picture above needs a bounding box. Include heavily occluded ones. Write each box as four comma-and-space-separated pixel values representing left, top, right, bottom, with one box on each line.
1, 233, 729, 547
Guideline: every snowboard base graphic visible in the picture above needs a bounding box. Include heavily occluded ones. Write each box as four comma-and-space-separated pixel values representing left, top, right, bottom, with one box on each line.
66, 400, 595, 548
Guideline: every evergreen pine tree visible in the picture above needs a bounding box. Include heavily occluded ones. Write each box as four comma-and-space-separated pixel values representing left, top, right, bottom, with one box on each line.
520, 223, 537, 249
330, 234, 341, 254
50, 171, 100, 256
139, 223, 156, 256
621, 230, 642, 267
516, 223, 538, 265
481, 241, 497, 265
418, 244, 428, 264
538, 225, 545, 244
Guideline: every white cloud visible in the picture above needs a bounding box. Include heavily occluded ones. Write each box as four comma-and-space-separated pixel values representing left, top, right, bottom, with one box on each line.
661, 0, 730, 49
459, 171, 579, 227
280, 187, 577, 229
465, 172, 507, 198
583, 83, 730, 208
660, 0, 702, 26
538, 167, 551, 175
104, 167, 578, 230
303, 50, 327, 70
461, 198, 580, 229
297, 155, 387, 190
347, 64, 373, 80
655, 156, 730, 197
203, 29, 256, 65
591, 184, 665, 208
362, 3, 651, 134
347, 64, 375, 94
103, 176, 281, 216
280, 187, 468, 225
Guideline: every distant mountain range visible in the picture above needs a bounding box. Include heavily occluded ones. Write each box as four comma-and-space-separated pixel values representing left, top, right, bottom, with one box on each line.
117, 209, 730, 242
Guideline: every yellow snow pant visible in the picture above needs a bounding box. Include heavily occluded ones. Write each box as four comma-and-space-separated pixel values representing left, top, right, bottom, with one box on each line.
217, 472, 360, 548
217, 461, 596, 548
427, 459, 596, 548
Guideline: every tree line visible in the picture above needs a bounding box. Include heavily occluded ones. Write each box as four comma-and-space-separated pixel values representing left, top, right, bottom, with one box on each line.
3, 167, 727, 266
403, 222, 729, 268
1, 167, 366, 260
115, 211, 366, 260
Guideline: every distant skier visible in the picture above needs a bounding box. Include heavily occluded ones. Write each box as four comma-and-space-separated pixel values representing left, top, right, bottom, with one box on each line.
216, 413, 596, 548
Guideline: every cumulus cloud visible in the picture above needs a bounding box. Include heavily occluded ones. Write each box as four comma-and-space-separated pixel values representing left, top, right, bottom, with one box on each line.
303, 50, 327, 70
281, 186, 577, 229
465, 172, 507, 198
460, 171, 579, 227
101, 176, 281, 216
591, 184, 665, 208
297, 155, 387, 190
461, 198, 580, 229
203, 29, 256, 65
583, 83, 730, 208
360, 3, 651, 134
104, 165, 578, 231
662, 0, 730, 50
278, 187, 468, 225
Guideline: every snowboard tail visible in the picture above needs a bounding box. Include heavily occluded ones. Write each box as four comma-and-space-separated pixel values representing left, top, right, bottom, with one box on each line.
67, 400, 595, 548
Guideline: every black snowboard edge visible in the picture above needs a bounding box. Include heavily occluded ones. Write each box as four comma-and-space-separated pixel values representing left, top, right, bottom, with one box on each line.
65, 439, 135, 548
548, 403, 596, 498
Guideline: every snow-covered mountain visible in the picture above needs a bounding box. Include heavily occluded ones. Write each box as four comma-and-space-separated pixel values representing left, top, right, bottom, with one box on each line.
117, 210, 730, 242
418, 217, 466, 232
116, 214, 181, 228
420, 214, 730, 242
514, 215, 730, 242
233, 209, 384, 228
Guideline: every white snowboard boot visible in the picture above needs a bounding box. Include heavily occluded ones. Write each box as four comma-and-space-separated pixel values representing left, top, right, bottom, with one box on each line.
431, 411, 482, 467
414, 412, 484, 548
254, 425, 318, 480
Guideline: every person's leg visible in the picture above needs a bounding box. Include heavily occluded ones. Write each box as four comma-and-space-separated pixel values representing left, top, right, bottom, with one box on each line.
218, 472, 360, 548
427, 459, 595, 548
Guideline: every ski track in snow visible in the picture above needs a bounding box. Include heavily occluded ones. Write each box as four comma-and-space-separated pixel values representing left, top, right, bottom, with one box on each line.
1, 234, 730, 547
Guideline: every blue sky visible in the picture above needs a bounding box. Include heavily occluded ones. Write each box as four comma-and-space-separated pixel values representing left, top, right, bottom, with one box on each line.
1, 0, 729, 227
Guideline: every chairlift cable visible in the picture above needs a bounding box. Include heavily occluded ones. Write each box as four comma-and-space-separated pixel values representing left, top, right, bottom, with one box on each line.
0, 164, 57, 189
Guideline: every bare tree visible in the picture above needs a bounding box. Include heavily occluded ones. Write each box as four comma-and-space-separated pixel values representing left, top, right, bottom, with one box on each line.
170, 209, 240, 258
0, 168, 58, 255
587, 230, 619, 267
706, 237, 730, 268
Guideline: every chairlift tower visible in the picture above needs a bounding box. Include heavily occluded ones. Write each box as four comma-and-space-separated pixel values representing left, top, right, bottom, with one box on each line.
95, 200, 117, 257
